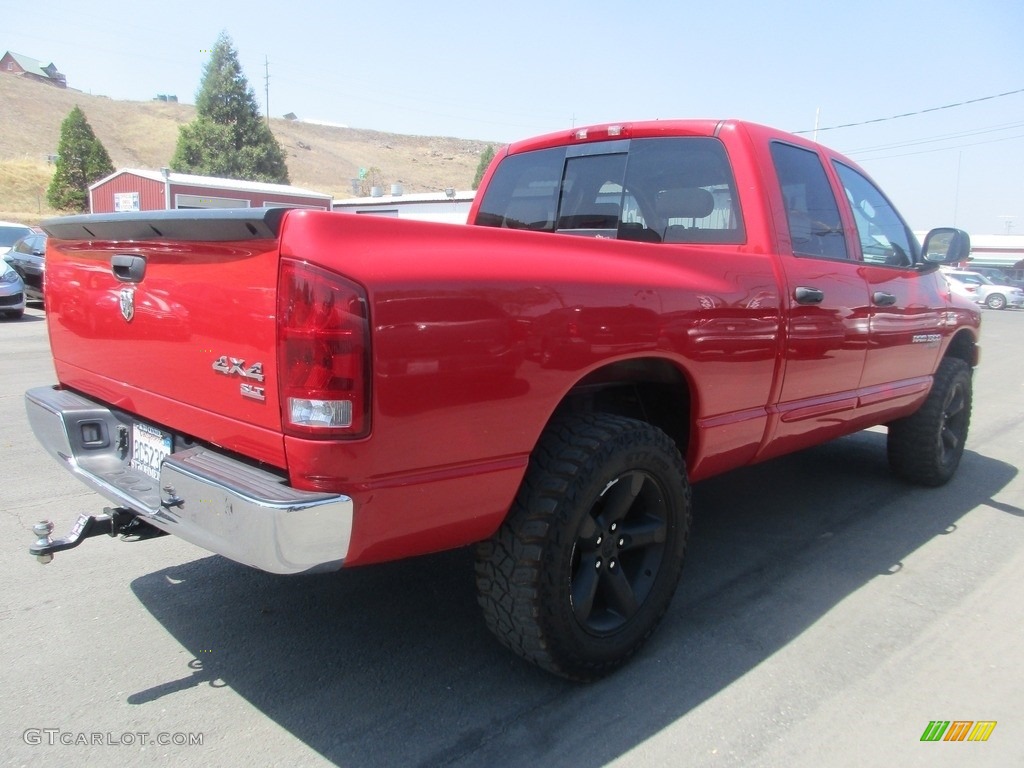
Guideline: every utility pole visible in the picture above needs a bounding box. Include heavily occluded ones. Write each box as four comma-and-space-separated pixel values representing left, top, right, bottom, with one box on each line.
953, 151, 962, 227
264, 56, 270, 126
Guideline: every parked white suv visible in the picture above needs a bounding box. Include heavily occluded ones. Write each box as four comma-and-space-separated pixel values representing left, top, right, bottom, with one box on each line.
941, 269, 1024, 310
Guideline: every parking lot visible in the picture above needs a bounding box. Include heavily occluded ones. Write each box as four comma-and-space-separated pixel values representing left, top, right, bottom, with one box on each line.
2, 304, 1022, 767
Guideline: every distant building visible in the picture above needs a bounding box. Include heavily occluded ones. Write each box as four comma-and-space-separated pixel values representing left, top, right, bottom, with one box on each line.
333, 189, 475, 224
89, 169, 332, 214
1, 51, 67, 88
966, 234, 1024, 278
965, 234, 1024, 267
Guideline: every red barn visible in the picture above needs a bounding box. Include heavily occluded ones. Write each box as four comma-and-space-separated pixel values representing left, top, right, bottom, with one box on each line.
89, 169, 332, 214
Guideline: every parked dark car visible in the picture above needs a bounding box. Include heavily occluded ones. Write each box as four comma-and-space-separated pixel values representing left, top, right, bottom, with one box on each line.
7, 233, 46, 302
968, 266, 1024, 289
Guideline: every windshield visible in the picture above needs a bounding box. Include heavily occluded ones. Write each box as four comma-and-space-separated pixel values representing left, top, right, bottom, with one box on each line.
0, 226, 32, 247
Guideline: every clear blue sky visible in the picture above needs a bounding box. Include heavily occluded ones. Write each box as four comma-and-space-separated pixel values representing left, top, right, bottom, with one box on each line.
6, 0, 1023, 235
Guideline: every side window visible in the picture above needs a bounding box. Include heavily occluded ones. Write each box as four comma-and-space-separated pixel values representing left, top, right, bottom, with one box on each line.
770, 142, 848, 260
622, 137, 745, 244
14, 236, 39, 255
833, 162, 918, 267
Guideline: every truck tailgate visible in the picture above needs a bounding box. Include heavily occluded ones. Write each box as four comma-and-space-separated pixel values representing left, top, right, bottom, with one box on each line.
42, 208, 288, 468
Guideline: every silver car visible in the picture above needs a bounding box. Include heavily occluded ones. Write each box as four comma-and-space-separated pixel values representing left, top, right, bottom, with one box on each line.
942, 269, 1024, 310
0, 261, 26, 319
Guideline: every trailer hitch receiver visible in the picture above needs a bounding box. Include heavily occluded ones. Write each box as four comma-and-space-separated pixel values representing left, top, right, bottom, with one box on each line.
29, 508, 163, 564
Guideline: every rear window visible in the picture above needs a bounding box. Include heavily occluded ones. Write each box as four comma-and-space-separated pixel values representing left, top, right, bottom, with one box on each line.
474, 137, 745, 244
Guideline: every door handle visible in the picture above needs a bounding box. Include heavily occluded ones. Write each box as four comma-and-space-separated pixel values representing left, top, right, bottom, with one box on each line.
872, 291, 897, 306
794, 286, 824, 305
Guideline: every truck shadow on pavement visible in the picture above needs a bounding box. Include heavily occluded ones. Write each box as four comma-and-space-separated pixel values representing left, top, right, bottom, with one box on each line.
129, 430, 1018, 767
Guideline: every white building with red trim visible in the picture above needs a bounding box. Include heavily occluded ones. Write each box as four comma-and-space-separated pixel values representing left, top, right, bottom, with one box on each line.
966, 234, 1024, 273
333, 189, 474, 224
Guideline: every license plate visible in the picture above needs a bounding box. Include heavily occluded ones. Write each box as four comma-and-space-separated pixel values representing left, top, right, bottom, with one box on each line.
130, 421, 172, 481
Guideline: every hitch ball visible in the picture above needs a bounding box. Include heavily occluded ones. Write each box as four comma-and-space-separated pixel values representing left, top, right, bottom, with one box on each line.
33, 521, 55, 565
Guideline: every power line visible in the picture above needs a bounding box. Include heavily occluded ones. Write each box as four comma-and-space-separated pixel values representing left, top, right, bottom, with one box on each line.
795, 88, 1024, 134
843, 121, 1024, 154
848, 131, 1024, 161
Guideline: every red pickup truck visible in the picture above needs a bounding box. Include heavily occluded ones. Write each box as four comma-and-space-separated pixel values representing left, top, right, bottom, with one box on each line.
27, 119, 980, 680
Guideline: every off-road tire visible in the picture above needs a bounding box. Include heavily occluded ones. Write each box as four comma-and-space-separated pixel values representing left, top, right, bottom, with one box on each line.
475, 413, 691, 681
887, 357, 972, 486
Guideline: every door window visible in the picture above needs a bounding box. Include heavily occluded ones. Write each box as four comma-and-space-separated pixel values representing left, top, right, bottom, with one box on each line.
770, 143, 848, 260
833, 162, 918, 267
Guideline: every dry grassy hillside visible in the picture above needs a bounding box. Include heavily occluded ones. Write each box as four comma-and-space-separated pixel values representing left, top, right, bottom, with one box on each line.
0, 74, 494, 224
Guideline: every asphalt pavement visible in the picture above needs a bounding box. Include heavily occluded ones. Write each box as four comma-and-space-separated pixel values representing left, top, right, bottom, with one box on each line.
1, 304, 1021, 767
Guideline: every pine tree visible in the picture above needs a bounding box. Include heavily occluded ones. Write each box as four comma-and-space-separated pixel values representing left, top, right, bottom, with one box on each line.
171, 32, 289, 184
46, 106, 115, 212
472, 145, 496, 190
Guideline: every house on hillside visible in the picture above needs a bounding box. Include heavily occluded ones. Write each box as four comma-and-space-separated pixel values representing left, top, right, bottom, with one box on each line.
89, 168, 333, 213
0, 51, 67, 88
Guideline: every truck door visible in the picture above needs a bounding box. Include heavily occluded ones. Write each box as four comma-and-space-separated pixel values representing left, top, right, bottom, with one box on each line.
830, 161, 945, 404
761, 141, 872, 457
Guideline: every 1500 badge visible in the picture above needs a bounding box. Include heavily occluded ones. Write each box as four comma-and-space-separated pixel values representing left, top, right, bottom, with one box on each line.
212, 356, 266, 401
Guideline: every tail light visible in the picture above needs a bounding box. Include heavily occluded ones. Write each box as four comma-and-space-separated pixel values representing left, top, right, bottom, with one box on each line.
277, 259, 370, 438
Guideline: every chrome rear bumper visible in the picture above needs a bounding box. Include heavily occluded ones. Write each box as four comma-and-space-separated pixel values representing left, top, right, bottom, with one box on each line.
25, 386, 353, 574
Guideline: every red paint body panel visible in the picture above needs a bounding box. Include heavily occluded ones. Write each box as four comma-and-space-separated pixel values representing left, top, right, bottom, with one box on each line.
40, 119, 982, 568
277, 210, 784, 560
45, 237, 286, 467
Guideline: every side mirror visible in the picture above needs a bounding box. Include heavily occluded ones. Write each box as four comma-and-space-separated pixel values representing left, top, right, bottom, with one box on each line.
921, 228, 971, 267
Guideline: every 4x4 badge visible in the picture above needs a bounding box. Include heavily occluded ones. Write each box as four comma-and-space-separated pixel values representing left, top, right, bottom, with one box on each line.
212, 356, 265, 381
212, 355, 266, 402
119, 287, 135, 322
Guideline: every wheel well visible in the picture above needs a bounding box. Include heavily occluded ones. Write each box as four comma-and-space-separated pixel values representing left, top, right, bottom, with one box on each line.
945, 329, 979, 368
551, 358, 691, 455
